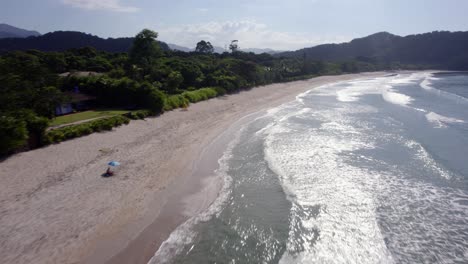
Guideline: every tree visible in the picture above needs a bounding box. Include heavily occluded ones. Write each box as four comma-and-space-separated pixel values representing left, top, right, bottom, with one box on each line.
166, 71, 184, 93
43, 52, 67, 72
166, 59, 205, 87
129, 29, 162, 68
32, 86, 65, 118
73, 47, 98, 58
10, 109, 50, 147
0, 116, 28, 155
229, 40, 239, 53
195, 40, 214, 54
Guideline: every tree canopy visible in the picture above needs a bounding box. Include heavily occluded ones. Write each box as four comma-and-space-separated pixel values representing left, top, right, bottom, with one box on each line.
129, 29, 162, 68
229, 40, 239, 53
195, 40, 214, 54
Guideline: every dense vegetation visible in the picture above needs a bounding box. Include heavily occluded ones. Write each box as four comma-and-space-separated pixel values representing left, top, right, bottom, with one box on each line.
3, 28, 461, 155
279, 31, 468, 70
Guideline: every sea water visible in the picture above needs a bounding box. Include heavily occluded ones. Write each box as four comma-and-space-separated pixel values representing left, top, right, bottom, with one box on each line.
151, 72, 468, 263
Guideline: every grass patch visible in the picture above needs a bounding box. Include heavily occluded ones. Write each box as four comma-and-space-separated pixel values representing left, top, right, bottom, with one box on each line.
50, 109, 129, 126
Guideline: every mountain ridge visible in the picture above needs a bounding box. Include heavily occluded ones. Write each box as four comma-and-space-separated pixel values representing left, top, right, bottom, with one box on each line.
0, 30, 170, 53
1, 25, 467, 69
278, 31, 468, 69
0, 23, 41, 38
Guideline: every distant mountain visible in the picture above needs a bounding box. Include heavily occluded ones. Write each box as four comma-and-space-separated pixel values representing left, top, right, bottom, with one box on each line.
166, 44, 279, 54
168, 43, 192, 52
166, 45, 282, 54
170, 44, 226, 53
0, 31, 170, 53
214, 46, 227, 53
0, 28, 284, 55
241, 48, 283, 54
0, 32, 19, 39
279, 31, 468, 69
3, 28, 467, 69
0, 23, 41, 38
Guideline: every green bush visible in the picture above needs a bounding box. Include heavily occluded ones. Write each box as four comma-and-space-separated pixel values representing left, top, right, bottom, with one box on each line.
162, 88, 222, 112
101, 120, 114, 131
90, 121, 104, 132
164, 94, 189, 111
136, 111, 147, 119
182, 87, 219, 103
77, 124, 93, 135
214, 87, 227, 96
137, 82, 165, 114
125, 110, 151, 120
63, 127, 79, 138
45, 115, 130, 144
181, 91, 199, 103
45, 130, 64, 144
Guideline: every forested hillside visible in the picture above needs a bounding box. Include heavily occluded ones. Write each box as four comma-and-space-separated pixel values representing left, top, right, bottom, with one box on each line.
0, 31, 170, 53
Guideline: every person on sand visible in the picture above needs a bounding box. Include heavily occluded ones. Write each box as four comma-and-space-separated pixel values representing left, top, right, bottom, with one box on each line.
106, 167, 114, 176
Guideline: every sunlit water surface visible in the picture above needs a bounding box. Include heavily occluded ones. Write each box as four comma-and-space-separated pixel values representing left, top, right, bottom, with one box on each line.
152, 72, 468, 264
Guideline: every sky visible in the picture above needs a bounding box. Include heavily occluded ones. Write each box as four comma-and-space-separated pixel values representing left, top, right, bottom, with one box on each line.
1, 0, 468, 50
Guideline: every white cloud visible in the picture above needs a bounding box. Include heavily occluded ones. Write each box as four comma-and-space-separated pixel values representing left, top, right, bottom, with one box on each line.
195, 8, 209, 13
158, 20, 352, 51
62, 0, 139, 12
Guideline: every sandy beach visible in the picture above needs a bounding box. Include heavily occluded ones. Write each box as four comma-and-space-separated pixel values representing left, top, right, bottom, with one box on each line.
0, 73, 385, 264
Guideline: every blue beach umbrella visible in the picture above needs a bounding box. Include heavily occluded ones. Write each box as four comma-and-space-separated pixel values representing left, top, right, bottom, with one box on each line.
108, 161, 121, 167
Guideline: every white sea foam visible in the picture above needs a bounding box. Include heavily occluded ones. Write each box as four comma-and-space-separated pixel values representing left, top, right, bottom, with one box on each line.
381, 74, 420, 106
381, 86, 413, 106
268, 75, 468, 263
295, 89, 315, 104
296, 82, 344, 103
263, 74, 468, 263
425, 112, 464, 128
373, 172, 468, 263
335, 79, 382, 102
336, 89, 362, 102
389, 73, 425, 84
331, 75, 416, 107
261, 104, 393, 263
420, 75, 434, 90
420, 74, 468, 104
414, 107, 427, 113
277, 74, 468, 263
404, 140, 453, 179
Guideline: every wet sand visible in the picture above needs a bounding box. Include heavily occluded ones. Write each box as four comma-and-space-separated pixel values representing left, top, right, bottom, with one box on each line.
0, 73, 385, 264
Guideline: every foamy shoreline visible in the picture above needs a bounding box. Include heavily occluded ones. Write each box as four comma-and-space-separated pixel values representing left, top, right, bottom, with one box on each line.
0, 72, 386, 264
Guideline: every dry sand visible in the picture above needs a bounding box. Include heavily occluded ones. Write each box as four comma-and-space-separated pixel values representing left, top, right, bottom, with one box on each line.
0, 73, 385, 264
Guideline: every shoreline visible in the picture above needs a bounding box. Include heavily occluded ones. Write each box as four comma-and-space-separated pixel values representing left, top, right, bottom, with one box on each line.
107, 109, 265, 264
0, 72, 386, 264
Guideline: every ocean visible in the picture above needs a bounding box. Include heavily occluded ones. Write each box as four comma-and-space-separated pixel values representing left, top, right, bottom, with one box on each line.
151, 72, 468, 263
